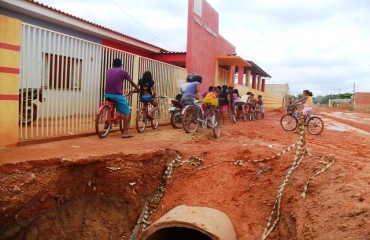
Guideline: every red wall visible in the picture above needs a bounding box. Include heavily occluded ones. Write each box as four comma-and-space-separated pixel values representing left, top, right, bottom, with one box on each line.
354, 92, 370, 109
186, 0, 236, 92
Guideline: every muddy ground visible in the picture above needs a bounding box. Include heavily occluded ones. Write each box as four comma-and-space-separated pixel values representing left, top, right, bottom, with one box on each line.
0, 107, 369, 239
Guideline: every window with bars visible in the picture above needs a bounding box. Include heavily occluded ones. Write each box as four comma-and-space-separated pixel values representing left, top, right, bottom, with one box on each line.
43, 53, 82, 90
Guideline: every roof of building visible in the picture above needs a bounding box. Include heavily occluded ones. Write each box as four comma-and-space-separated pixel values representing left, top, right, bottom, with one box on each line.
0, 0, 166, 53
160, 51, 187, 55
217, 56, 251, 67
246, 61, 271, 78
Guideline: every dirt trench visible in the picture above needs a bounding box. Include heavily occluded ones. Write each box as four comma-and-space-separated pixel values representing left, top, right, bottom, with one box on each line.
0, 107, 369, 240
0, 149, 178, 240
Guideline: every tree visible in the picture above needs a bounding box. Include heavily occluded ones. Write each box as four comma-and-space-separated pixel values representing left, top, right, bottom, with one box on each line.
312, 93, 352, 104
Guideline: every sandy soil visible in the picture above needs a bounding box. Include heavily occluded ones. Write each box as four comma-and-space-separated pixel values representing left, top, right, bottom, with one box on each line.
0, 107, 369, 239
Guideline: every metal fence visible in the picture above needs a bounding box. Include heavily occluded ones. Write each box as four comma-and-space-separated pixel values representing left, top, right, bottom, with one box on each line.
19, 23, 187, 141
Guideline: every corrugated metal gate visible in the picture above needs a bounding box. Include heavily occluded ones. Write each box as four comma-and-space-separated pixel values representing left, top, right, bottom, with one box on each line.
19, 23, 187, 141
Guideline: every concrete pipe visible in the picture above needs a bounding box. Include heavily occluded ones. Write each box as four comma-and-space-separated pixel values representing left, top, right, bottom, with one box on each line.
138, 205, 237, 240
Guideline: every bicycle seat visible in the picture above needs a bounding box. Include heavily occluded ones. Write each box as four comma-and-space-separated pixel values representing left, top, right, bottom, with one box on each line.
105, 98, 113, 102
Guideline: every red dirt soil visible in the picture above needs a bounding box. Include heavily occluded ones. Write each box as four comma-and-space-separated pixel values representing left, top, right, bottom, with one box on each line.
0, 107, 369, 239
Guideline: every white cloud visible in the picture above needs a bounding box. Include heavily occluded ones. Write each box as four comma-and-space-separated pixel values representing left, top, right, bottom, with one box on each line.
36, 0, 370, 96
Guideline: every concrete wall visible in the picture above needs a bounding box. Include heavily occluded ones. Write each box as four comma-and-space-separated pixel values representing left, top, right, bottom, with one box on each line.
234, 84, 284, 109
264, 83, 290, 107
265, 84, 290, 97
0, 15, 21, 147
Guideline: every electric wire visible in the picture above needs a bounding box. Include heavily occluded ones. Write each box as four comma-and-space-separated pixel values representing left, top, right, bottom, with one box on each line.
108, 0, 173, 50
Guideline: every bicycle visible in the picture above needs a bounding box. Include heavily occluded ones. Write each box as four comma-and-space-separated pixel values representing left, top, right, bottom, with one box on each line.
136, 95, 167, 133
95, 91, 135, 138
181, 101, 221, 138
280, 105, 324, 135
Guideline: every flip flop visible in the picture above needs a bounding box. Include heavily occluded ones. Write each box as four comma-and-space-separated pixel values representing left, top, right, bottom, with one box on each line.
122, 135, 134, 138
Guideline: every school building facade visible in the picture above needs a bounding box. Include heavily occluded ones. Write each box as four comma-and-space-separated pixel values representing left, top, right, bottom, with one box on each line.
0, 0, 284, 147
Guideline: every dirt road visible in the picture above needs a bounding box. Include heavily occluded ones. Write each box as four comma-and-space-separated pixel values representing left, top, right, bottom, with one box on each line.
0, 107, 369, 239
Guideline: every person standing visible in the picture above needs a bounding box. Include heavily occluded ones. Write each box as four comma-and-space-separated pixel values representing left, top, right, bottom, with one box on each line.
105, 58, 139, 138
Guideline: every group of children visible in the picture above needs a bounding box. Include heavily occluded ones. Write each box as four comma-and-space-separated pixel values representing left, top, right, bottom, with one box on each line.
201, 85, 265, 123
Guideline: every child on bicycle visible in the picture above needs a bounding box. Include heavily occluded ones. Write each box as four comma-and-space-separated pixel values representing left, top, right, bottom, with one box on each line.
202, 88, 219, 109
232, 89, 245, 118
257, 95, 265, 119
290, 90, 313, 117
138, 71, 158, 119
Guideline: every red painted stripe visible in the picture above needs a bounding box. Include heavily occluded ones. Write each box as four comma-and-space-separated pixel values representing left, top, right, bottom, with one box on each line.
0, 66, 20, 74
0, 42, 21, 51
0, 95, 19, 100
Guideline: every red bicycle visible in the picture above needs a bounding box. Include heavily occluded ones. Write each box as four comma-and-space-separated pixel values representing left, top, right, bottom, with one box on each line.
95, 91, 135, 138
136, 96, 166, 133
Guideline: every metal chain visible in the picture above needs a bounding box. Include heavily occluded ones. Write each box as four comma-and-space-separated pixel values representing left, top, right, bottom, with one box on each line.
140, 155, 204, 229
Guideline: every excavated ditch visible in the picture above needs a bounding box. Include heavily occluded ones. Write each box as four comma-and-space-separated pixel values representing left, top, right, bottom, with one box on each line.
0, 149, 177, 240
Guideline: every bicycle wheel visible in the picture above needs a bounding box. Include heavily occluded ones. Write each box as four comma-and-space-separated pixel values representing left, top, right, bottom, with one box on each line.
151, 108, 160, 129
170, 109, 182, 129
280, 114, 298, 131
307, 116, 324, 135
182, 105, 200, 133
136, 109, 147, 133
95, 105, 111, 138
212, 112, 221, 138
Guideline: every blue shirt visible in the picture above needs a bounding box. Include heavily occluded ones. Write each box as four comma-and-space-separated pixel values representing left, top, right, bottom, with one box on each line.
182, 82, 200, 97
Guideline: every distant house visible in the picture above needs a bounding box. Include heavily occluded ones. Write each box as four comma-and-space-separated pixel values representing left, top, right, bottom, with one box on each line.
352, 92, 370, 110
328, 99, 351, 108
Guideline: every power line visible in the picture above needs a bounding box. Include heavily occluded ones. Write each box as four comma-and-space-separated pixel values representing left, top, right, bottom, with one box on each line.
108, 0, 172, 50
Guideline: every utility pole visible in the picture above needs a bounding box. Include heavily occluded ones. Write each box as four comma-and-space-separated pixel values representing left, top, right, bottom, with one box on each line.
353, 82, 356, 93
352, 82, 356, 109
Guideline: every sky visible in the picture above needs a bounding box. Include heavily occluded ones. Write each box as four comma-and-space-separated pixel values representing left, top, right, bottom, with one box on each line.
36, 0, 370, 96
